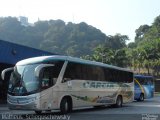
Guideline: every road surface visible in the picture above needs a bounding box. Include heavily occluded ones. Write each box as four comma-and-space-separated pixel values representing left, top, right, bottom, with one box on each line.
0, 96, 160, 120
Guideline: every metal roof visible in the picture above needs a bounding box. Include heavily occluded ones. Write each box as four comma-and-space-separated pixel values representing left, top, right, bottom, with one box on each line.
0, 40, 54, 65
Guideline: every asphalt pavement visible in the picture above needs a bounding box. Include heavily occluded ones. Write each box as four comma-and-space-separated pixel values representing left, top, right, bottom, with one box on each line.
0, 96, 160, 120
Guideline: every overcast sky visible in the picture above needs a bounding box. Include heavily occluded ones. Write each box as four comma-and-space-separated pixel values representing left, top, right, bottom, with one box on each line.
0, 0, 160, 42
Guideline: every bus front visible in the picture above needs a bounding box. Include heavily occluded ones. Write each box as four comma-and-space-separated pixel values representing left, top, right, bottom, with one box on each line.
7, 63, 41, 110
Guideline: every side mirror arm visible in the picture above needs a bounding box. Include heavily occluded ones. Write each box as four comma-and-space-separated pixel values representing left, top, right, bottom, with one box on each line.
1, 67, 14, 80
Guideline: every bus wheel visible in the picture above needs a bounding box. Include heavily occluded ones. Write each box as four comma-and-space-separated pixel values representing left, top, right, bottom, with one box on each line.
35, 110, 42, 114
60, 98, 72, 114
115, 96, 122, 108
139, 93, 144, 101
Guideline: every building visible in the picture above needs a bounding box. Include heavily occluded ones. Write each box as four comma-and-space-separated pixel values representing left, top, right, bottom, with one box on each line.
0, 40, 54, 103
18, 16, 31, 26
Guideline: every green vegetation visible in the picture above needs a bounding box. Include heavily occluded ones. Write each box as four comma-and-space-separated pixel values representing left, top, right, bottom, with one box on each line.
83, 15, 160, 76
0, 17, 107, 57
127, 15, 160, 76
0, 16, 160, 76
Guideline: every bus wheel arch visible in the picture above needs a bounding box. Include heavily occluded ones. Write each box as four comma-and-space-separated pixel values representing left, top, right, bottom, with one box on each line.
60, 96, 73, 114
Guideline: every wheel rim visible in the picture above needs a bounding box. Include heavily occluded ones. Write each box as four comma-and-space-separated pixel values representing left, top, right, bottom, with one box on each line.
140, 94, 144, 100
64, 102, 69, 112
117, 97, 122, 106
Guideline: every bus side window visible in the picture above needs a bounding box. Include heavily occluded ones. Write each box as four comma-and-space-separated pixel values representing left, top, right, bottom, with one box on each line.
41, 67, 54, 89
104, 68, 112, 82
62, 62, 74, 82
146, 78, 152, 85
143, 78, 148, 85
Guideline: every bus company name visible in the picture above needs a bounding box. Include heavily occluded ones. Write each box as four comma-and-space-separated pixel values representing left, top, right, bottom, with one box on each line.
83, 81, 114, 89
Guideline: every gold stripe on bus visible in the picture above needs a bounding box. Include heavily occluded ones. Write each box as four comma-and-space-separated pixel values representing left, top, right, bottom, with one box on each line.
134, 79, 145, 93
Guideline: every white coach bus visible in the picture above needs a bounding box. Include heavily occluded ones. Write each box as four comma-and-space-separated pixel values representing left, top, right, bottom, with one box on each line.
1, 55, 134, 114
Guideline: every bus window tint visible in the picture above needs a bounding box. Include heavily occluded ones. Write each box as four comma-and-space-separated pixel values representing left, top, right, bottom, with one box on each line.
41, 61, 64, 89
63, 62, 133, 83
145, 78, 153, 85
135, 77, 154, 85
104, 68, 133, 83
41, 67, 53, 89
63, 62, 106, 82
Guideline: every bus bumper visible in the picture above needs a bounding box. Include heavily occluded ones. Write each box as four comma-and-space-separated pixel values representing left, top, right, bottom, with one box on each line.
7, 94, 40, 110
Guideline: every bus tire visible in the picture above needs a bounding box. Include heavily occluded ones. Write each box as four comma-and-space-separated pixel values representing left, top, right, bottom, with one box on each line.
35, 110, 42, 114
60, 97, 72, 114
138, 93, 144, 101
114, 95, 123, 108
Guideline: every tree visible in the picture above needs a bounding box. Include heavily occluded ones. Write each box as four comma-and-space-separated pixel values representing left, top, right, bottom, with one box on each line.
0, 17, 24, 43
112, 49, 128, 67
130, 15, 160, 76
127, 42, 136, 48
108, 34, 129, 50
135, 25, 150, 41
153, 15, 160, 33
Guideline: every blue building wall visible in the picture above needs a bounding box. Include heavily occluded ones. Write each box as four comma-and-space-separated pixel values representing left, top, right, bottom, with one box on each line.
0, 40, 54, 65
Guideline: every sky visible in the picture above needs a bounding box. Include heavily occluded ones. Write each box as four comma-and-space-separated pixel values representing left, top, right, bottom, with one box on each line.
0, 0, 160, 43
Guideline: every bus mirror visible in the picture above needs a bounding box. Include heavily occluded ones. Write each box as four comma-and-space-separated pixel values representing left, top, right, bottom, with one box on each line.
1, 67, 14, 80
35, 64, 54, 77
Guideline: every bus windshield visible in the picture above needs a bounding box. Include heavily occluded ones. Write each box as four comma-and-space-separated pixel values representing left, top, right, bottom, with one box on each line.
8, 64, 40, 96
134, 76, 154, 85
8, 61, 64, 96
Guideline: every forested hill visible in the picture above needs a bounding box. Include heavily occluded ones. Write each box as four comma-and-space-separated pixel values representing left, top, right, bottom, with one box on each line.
0, 17, 122, 57
0, 16, 159, 75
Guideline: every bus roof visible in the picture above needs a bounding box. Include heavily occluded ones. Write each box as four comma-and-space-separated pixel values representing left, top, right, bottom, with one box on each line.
134, 75, 153, 78
17, 55, 132, 72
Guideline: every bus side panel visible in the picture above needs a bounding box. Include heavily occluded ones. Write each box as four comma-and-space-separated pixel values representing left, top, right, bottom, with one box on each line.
134, 83, 142, 100
56, 81, 85, 109
39, 87, 58, 110
121, 82, 134, 103
57, 80, 134, 108
143, 85, 154, 99
77, 81, 116, 107
56, 80, 115, 108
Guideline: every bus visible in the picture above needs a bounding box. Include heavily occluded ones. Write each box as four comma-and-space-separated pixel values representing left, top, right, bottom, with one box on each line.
1, 55, 134, 114
134, 75, 155, 101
